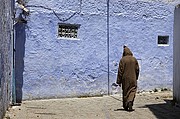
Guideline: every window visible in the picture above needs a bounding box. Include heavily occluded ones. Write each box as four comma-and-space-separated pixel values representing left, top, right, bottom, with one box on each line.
158, 36, 169, 46
58, 23, 80, 39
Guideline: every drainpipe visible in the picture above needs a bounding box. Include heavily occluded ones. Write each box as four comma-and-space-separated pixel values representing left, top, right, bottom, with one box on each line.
12, 0, 16, 105
107, 0, 110, 95
12, 25, 16, 105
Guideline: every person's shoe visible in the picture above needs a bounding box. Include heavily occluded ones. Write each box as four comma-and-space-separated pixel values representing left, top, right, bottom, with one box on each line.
124, 107, 128, 111
123, 104, 129, 111
128, 107, 135, 111
128, 102, 135, 111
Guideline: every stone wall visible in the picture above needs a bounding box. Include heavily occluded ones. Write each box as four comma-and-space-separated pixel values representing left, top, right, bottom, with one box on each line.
0, 0, 13, 118
19, 0, 180, 100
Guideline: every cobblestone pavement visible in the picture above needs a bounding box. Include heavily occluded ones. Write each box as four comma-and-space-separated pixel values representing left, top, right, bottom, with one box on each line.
4, 91, 180, 119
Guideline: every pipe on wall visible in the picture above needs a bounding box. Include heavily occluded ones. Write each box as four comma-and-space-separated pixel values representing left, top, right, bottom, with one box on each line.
107, 0, 110, 95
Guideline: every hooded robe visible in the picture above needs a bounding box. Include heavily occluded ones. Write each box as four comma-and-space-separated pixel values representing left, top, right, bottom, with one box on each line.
116, 46, 139, 109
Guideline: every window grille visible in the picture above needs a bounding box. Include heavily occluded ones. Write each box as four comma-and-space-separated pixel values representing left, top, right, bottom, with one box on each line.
58, 24, 79, 39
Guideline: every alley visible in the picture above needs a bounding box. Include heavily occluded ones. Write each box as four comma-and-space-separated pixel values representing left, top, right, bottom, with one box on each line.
4, 91, 180, 119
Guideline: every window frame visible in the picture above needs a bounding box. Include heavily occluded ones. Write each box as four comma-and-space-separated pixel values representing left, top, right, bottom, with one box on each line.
157, 35, 170, 46
58, 23, 80, 40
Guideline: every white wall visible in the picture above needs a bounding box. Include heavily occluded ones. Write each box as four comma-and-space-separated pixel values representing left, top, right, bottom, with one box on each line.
173, 5, 180, 103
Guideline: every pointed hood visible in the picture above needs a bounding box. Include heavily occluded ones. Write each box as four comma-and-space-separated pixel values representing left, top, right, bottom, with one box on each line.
123, 46, 133, 57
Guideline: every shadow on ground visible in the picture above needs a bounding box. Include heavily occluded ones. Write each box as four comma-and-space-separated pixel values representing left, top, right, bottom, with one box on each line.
139, 99, 180, 119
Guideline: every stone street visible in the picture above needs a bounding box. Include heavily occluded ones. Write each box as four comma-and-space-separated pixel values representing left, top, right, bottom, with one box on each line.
4, 91, 180, 119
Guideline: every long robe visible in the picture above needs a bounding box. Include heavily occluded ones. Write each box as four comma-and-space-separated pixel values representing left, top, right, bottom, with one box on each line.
116, 46, 139, 108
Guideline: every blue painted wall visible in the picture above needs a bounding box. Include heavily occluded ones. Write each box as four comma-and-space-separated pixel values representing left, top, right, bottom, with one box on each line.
173, 5, 180, 104
0, 0, 14, 118
19, 0, 179, 100
108, 0, 175, 91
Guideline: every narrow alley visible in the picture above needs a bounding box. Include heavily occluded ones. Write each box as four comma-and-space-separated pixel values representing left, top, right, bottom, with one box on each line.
4, 91, 180, 119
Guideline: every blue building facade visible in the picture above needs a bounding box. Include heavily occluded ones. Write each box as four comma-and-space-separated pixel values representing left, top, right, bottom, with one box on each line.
0, 0, 14, 118
173, 4, 180, 104
16, 0, 179, 100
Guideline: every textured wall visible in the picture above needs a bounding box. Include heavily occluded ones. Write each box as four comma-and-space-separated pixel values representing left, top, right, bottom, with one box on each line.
22, 0, 108, 99
173, 5, 180, 104
20, 0, 179, 100
0, 0, 13, 118
109, 0, 175, 91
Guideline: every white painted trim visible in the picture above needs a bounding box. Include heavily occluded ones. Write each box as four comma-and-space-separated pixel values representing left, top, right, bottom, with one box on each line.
57, 37, 80, 41
157, 44, 170, 47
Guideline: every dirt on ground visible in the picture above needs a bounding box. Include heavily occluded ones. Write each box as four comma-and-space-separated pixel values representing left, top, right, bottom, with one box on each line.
3, 91, 180, 119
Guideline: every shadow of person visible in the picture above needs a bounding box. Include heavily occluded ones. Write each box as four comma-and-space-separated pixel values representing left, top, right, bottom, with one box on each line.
114, 108, 126, 111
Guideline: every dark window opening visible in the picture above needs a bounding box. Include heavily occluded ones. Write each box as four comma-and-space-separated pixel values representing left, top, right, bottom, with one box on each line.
58, 23, 80, 39
158, 36, 169, 45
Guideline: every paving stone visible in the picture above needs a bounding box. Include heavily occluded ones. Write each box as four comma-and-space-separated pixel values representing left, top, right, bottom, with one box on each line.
4, 91, 180, 119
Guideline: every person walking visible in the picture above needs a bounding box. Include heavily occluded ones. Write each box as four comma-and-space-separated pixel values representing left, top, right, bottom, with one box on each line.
116, 46, 139, 111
